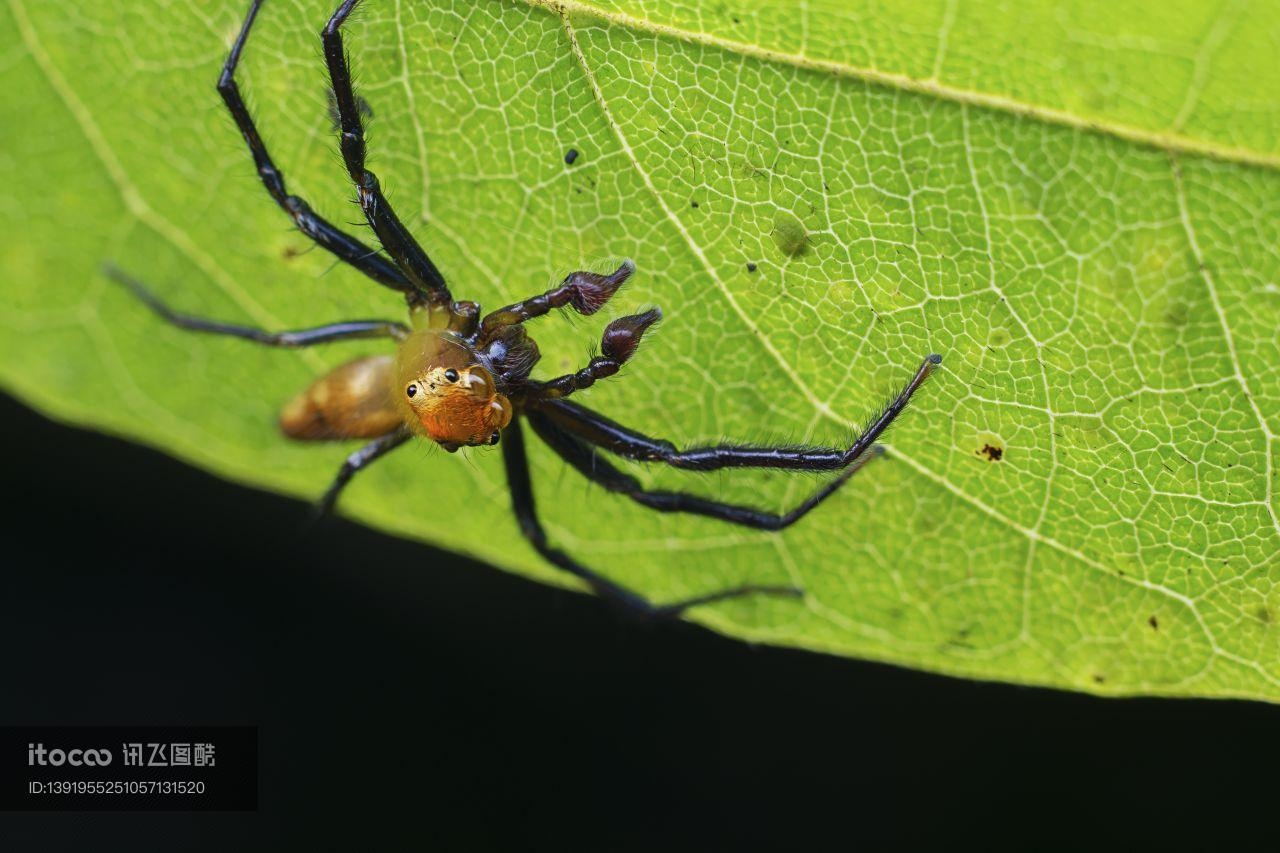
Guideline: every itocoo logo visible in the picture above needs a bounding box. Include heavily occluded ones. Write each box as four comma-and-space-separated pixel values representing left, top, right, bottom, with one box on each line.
27, 743, 113, 766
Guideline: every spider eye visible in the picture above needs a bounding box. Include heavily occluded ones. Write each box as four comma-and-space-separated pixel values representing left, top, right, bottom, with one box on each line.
444, 368, 460, 383
489, 431, 501, 446
406, 384, 418, 398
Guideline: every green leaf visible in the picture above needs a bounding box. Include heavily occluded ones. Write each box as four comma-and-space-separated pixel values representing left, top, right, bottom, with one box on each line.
3, 0, 1279, 699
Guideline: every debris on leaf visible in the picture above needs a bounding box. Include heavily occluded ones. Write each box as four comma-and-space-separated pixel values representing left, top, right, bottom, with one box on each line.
771, 211, 808, 256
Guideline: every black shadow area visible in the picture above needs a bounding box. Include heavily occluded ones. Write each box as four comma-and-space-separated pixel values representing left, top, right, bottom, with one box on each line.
0, 393, 1274, 851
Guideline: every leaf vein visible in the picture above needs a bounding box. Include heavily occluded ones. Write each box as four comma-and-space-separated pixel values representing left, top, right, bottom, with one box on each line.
522, 0, 1280, 171
7, 0, 324, 371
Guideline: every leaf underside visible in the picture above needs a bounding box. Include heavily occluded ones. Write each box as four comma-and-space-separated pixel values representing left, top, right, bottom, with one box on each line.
3, 0, 1278, 699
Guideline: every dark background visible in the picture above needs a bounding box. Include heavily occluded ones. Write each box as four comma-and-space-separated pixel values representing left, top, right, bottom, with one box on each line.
0, 392, 1274, 851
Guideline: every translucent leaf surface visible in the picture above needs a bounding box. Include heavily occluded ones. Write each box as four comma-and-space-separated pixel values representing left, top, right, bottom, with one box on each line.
3, 0, 1278, 698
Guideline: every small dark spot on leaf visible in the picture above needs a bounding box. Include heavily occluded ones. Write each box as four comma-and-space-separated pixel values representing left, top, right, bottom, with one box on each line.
564, 148, 580, 165
1148, 615, 1159, 630
746, 262, 758, 273
1257, 606, 1273, 624
1092, 673, 1106, 684
977, 443, 1004, 462
691, 200, 699, 208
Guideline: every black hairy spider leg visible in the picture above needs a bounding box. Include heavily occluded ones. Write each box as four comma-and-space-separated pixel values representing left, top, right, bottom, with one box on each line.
535, 354, 942, 471
217, 0, 415, 298
313, 427, 412, 519
479, 261, 636, 337
104, 265, 409, 346
322, 0, 452, 306
532, 308, 663, 399
527, 410, 885, 531
502, 417, 801, 619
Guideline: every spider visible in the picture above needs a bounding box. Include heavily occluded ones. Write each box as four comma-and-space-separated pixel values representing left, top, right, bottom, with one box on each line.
106, 0, 942, 619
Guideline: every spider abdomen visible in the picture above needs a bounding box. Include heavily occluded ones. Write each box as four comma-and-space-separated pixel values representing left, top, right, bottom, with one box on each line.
279, 355, 400, 441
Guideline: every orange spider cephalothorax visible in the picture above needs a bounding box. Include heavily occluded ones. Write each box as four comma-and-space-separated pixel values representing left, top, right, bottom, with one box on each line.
394, 326, 512, 450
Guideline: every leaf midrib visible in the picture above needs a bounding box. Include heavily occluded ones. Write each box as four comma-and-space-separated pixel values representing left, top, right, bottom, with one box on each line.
525, 0, 1280, 171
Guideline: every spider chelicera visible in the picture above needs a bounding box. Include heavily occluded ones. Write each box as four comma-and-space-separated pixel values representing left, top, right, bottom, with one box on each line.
107, 0, 942, 618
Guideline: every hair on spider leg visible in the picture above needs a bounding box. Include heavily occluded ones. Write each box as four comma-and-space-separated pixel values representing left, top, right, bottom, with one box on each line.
281, 241, 325, 261
842, 353, 943, 448
312, 239, 392, 274
326, 87, 373, 132
316, 250, 357, 279
120, 0, 945, 620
